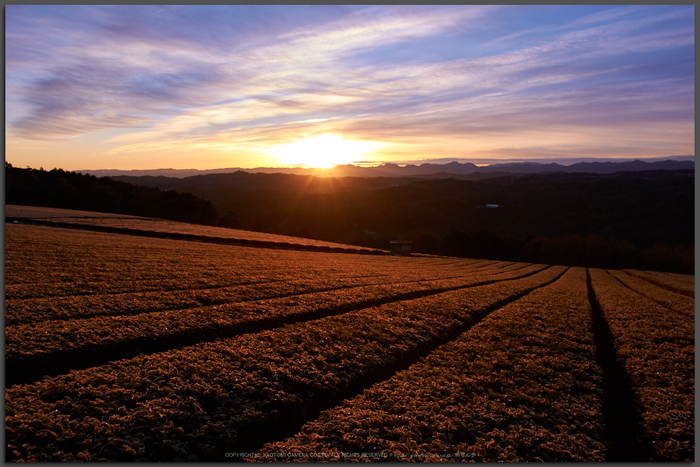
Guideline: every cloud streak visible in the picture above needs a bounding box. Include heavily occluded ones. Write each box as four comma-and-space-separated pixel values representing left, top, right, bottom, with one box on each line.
5, 5, 694, 169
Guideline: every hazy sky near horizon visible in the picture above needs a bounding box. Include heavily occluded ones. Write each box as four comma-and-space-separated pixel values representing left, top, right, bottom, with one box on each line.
6, 5, 695, 170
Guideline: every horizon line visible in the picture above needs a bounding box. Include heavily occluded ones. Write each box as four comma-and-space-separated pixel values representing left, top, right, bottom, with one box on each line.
72, 155, 695, 173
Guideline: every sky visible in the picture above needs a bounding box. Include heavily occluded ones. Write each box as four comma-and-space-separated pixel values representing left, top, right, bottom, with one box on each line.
5, 5, 695, 170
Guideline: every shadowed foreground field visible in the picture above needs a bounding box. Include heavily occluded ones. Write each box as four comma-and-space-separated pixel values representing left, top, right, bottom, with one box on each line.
5, 207, 694, 461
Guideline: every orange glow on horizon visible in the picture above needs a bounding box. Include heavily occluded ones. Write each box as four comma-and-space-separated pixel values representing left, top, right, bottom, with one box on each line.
269, 134, 382, 169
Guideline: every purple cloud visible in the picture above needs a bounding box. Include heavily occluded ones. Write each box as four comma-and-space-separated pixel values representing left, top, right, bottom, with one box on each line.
5, 5, 694, 168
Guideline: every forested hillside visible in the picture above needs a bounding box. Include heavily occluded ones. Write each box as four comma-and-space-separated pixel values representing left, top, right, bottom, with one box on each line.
5, 163, 222, 227
114, 169, 694, 273
6, 163, 693, 273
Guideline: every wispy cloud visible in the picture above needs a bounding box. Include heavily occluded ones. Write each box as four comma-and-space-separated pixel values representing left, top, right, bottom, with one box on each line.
5, 5, 694, 169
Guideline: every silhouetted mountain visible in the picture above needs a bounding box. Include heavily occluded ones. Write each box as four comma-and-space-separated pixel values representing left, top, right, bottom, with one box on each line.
78, 158, 693, 179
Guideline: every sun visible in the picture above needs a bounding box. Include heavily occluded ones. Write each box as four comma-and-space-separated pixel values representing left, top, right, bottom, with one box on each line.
271, 134, 379, 169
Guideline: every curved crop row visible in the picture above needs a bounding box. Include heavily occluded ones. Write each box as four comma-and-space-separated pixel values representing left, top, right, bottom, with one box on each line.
6, 276, 390, 325
5, 266, 565, 461
6, 226, 486, 300
21, 214, 376, 250
6, 264, 547, 384
5, 204, 136, 219
5, 242, 375, 301
5, 227, 269, 292
6, 204, 378, 252
623, 269, 694, 298
589, 269, 694, 461
606, 270, 694, 318
6, 260, 534, 326
257, 267, 605, 462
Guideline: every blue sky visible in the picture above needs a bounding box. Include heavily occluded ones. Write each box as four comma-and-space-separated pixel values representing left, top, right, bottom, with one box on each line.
5, 5, 695, 170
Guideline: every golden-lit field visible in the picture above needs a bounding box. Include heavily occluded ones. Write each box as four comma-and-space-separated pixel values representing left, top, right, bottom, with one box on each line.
5, 207, 694, 462
5, 205, 382, 253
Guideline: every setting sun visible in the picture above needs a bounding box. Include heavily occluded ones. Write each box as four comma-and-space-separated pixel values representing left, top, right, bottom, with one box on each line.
271, 134, 380, 169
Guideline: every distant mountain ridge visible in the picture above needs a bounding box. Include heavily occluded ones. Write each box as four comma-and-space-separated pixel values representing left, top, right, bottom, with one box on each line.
78, 157, 694, 179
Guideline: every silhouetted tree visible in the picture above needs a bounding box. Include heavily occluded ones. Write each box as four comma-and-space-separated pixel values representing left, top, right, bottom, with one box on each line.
6, 163, 220, 227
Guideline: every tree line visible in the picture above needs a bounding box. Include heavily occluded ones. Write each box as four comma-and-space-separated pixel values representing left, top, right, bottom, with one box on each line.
5, 163, 225, 227
198, 170, 693, 274
408, 230, 694, 275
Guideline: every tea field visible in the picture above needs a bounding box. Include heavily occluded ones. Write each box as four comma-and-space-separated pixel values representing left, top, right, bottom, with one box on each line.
5, 206, 694, 461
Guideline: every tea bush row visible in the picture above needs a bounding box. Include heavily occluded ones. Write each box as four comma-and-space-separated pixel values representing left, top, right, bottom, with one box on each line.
623, 269, 694, 298
6, 276, 393, 325
259, 268, 606, 462
6, 226, 486, 300
606, 270, 694, 317
6, 264, 547, 374
589, 269, 694, 461
6, 259, 537, 325
5, 267, 565, 461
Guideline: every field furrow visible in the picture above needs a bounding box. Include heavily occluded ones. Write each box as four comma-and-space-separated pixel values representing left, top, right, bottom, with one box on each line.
7, 224, 498, 305
6, 226, 488, 300
588, 269, 694, 461
6, 205, 382, 252
606, 270, 694, 317
257, 267, 606, 462
5, 266, 565, 461
623, 269, 694, 298
5, 212, 694, 463
6, 264, 548, 386
6, 277, 387, 325
6, 262, 533, 325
